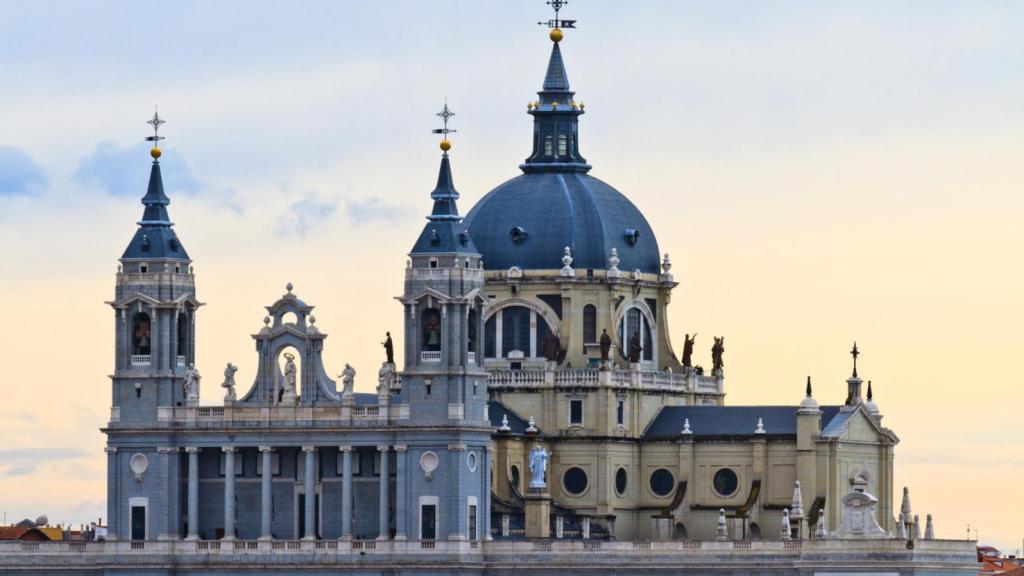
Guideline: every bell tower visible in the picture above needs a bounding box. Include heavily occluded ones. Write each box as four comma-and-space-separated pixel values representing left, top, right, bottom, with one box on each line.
107, 110, 201, 425
399, 102, 489, 424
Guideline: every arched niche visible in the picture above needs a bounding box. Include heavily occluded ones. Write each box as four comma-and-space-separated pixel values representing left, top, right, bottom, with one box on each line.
131, 312, 151, 356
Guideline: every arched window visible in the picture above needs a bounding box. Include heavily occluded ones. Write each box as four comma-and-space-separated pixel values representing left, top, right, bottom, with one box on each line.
557, 134, 568, 158
674, 523, 688, 540
176, 313, 188, 358
422, 308, 442, 352
131, 313, 151, 355
543, 135, 553, 157
484, 315, 497, 358
618, 306, 655, 363
467, 308, 478, 353
501, 306, 531, 357
583, 304, 597, 344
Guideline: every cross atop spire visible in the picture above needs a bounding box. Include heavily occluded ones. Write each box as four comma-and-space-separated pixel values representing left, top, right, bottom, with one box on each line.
850, 342, 860, 378
145, 107, 165, 161
431, 100, 457, 156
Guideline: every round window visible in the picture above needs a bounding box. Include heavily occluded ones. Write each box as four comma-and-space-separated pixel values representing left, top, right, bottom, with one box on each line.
615, 467, 628, 496
649, 468, 675, 497
510, 465, 521, 490
713, 468, 739, 497
563, 467, 589, 496
467, 451, 478, 472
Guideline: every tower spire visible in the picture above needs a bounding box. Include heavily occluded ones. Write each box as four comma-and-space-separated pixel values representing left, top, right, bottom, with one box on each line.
521, 1, 589, 173
121, 109, 189, 262
427, 100, 461, 222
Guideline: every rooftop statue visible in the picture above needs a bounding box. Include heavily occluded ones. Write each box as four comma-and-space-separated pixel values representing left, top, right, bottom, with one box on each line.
378, 362, 396, 395
542, 331, 561, 362
599, 329, 612, 364
682, 333, 697, 368
628, 338, 643, 364
712, 336, 725, 372
528, 443, 550, 489
382, 332, 394, 365
183, 363, 201, 404
340, 363, 355, 397
221, 363, 237, 402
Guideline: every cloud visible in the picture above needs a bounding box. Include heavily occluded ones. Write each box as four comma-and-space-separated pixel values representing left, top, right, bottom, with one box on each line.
73, 141, 242, 213
0, 146, 47, 197
345, 197, 408, 226
0, 447, 89, 477
274, 196, 338, 238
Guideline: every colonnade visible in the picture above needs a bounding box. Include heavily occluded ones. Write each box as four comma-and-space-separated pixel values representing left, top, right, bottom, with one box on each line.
183, 445, 407, 541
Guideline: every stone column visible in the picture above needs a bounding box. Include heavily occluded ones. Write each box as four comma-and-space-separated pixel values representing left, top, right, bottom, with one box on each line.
394, 445, 407, 540
377, 446, 390, 540
105, 447, 119, 541
302, 446, 317, 540
259, 446, 273, 539
185, 447, 200, 540
340, 446, 353, 540
223, 447, 236, 540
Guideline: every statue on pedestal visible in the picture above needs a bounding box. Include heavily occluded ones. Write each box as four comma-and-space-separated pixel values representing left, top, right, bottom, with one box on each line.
628, 338, 643, 364
221, 363, 238, 402
280, 352, 297, 404
599, 329, 612, 366
528, 443, 550, 489
682, 333, 696, 368
377, 362, 396, 395
183, 364, 201, 403
711, 336, 725, 372
382, 332, 394, 365
340, 363, 355, 397
541, 331, 561, 362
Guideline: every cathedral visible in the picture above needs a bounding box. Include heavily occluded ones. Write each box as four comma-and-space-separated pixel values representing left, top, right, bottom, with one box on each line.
1, 9, 979, 576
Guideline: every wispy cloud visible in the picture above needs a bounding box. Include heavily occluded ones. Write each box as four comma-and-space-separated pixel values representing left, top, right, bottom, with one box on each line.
274, 196, 337, 238
0, 146, 47, 197
73, 141, 243, 213
0, 448, 90, 477
345, 197, 408, 226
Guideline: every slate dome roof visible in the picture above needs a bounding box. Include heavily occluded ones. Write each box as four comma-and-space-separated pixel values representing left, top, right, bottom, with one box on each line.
463, 35, 660, 274
464, 172, 660, 273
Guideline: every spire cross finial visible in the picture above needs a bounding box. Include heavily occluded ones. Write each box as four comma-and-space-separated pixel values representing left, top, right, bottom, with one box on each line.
538, 0, 576, 29
850, 341, 860, 378
432, 99, 457, 155
145, 107, 166, 145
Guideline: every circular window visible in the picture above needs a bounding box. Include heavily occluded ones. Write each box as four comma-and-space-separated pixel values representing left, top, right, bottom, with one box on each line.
510, 465, 521, 490
713, 468, 739, 497
467, 451, 478, 472
649, 468, 675, 497
615, 468, 628, 496
420, 451, 439, 479
129, 453, 149, 477
562, 467, 589, 496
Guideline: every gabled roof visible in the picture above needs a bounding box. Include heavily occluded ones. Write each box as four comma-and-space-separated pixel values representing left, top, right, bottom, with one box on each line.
489, 400, 540, 434
643, 405, 842, 440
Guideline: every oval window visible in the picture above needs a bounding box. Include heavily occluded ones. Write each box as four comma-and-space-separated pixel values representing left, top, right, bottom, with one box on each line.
649, 468, 675, 497
563, 467, 588, 496
615, 467, 628, 496
467, 451, 478, 472
713, 468, 739, 497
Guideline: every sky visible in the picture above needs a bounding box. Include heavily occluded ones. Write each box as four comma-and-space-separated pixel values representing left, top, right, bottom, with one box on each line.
1, 0, 1022, 552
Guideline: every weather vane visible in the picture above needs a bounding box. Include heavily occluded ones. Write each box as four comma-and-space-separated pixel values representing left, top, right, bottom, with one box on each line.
538, 0, 576, 30
432, 100, 456, 154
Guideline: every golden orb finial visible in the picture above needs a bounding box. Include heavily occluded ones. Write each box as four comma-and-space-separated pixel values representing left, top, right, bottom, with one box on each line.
440, 139, 452, 152
150, 147, 162, 159
550, 28, 563, 43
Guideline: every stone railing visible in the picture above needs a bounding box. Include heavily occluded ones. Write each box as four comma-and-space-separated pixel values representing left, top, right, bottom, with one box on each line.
155, 403, 410, 426
407, 267, 485, 282
0, 538, 976, 557
420, 351, 442, 362
130, 355, 151, 367
176, 355, 187, 367
487, 368, 706, 395
117, 272, 195, 287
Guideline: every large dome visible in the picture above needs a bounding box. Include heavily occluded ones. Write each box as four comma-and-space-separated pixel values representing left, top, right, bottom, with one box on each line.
464, 172, 660, 274
463, 38, 660, 274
